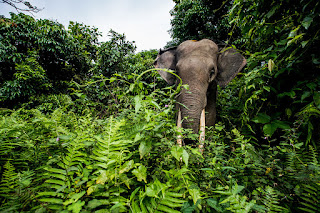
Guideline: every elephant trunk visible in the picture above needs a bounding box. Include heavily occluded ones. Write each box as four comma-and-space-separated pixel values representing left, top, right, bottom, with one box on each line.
178, 85, 208, 139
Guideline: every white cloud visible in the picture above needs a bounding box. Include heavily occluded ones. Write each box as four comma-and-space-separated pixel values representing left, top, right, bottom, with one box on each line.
0, 0, 175, 51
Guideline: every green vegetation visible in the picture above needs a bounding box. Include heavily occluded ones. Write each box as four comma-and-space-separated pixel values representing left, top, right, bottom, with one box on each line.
1, 0, 320, 212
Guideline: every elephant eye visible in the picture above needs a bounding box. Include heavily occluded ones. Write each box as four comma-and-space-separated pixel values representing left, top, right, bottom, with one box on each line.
210, 69, 215, 77
154, 60, 158, 66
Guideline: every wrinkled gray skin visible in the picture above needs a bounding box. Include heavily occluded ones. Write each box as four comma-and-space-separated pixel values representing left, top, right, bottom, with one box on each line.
154, 39, 246, 140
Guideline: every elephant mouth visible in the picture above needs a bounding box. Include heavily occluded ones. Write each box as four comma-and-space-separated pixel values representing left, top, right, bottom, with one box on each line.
177, 108, 205, 154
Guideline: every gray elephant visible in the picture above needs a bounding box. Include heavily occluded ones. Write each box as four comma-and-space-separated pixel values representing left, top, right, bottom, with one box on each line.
154, 39, 246, 145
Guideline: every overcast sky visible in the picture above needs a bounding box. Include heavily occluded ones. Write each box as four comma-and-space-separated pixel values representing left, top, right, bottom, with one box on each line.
0, 0, 175, 52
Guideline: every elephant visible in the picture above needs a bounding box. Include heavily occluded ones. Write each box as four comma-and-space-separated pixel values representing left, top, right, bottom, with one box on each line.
154, 39, 246, 145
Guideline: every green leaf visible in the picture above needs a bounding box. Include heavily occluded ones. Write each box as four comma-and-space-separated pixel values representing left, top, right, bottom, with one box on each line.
182, 149, 189, 167
266, 6, 278, 18
132, 165, 147, 183
301, 91, 311, 102
301, 40, 309, 48
134, 95, 143, 113
130, 187, 141, 201
302, 16, 313, 29
157, 204, 181, 213
188, 189, 201, 205
96, 170, 108, 185
67, 200, 85, 213
232, 184, 245, 194
285, 108, 292, 118
272, 120, 290, 130
263, 123, 277, 136
110, 203, 127, 212
171, 146, 183, 162
132, 200, 142, 213
314, 92, 320, 109
252, 113, 271, 124
119, 160, 135, 174
134, 132, 143, 142
39, 198, 63, 204
181, 201, 197, 213
87, 199, 104, 209
206, 198, 223, 212
288, 26, 299, 38
139, 141, 152, 159
63, 191, 86, 206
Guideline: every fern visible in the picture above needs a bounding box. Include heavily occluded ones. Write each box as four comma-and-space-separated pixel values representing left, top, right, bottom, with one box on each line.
36, 111, 97, 212
211, 183, 256, 213
262, 186, 288, 213
38, 135, 89, 211
0, 161, 17, 197
86, 116, 137, 212
130, 179, 186, 213
286, 146, 320, 212
296, 147, 320, 213
298, 182, 320, 213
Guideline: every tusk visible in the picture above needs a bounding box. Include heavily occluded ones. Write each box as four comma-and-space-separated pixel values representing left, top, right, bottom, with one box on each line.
199, 109, 205, 154
177, 108, 182, 147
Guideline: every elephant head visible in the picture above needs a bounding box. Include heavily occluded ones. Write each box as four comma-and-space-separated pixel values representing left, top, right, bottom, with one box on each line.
154, 39, 246, 141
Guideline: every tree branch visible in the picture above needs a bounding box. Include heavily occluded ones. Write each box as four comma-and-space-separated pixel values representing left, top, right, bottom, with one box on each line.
1, 0, 43, 14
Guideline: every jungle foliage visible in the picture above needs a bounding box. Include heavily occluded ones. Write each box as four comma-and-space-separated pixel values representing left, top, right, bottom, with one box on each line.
1, 0, 320, 212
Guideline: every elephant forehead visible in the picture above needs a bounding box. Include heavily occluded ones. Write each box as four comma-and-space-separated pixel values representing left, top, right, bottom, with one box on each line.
178, 39, 218, 56
177, 57, 213, 71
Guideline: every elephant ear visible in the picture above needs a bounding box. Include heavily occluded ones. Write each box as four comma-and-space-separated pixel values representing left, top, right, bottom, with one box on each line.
154, 48, 177, 86
216, 47, 246, 87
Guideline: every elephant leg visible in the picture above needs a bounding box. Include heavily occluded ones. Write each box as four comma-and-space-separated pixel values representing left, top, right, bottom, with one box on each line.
205, 81, 217, 127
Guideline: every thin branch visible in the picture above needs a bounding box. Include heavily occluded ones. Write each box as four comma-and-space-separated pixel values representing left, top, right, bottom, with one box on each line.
1, 0, 43, 15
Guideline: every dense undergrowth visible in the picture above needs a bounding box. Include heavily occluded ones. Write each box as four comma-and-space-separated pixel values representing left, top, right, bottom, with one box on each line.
1, 73, 320, 212
1, 0, 320, 212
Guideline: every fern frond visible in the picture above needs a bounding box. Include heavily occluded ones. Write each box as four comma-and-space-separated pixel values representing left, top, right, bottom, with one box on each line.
263, 186, 288, 212
298, 182, 320, 213
0, 161, 17, 197
130, 179, 186, 213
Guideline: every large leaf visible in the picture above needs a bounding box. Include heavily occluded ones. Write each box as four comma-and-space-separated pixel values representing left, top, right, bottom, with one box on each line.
263, 123, 277, 136
188, 189, 201, 205
263, 120, 290, 136
206, 198, 224, 212
171, 146, 183, 161
302, 16, 313, 29
314, 92, 320, 109
134, 95, 143, 113
182, 149, 189, 167
252, 113, 271, 124
272, 120, 290, 130
139, 141, 152, 159
132, 165, 147, 183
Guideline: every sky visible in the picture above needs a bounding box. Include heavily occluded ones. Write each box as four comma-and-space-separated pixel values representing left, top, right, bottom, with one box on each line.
0, 0, 175, 52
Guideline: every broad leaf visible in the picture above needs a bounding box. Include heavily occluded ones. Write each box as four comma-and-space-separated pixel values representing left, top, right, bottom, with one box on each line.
134, 95, 143, 113
206, 198, 223, 212
272, 120, 290, 130
252, 113, 271, 124
139, 141, 152, 159
302, 16, 313, 29
314, 92, 320, 109
171, 146, 183, 162
263, 123, 277, 136
132, 165, 147, 183
182, 149, 189, 167
188, 188, 201, 205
